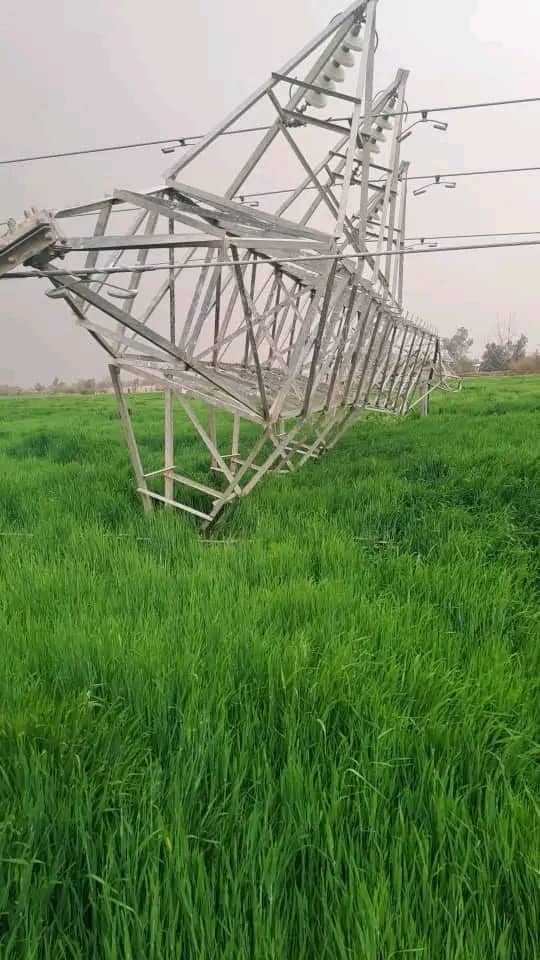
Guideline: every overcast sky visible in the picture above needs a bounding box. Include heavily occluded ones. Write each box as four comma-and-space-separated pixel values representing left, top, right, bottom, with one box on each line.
1, 0, 540, 385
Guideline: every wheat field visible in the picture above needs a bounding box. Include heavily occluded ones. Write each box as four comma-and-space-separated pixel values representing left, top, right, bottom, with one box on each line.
0, 377, 538, 958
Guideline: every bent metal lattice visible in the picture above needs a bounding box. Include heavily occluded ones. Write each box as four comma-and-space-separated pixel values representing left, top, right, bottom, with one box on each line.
0, 1, 453, 527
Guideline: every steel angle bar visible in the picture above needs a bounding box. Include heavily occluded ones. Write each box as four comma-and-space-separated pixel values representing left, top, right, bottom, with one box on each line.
273, 280, 308, 359
381, 169, 400, 288
166, 471, 223, 500
324, 283, 360, 411
330, 151, 393, 174
177, 396, 242, 494
427, 338, 441, 390
182, 249, 221, 353
230, 246, 270, 419
113, 360, 260, 421
373, 319, 399, 406
51, 274, 263, 415
164, 219, 177, 503
407, 376, 443, 413
381, 322, 409, 407
139, 489, 212, 522
71, 315, 167, 362
358, 312, 394, 406
80, 202, 112, 284
196, 298, 252, 363
296, 83, 403, 282
164, 1, 365, 181
47, 278, 119, 360
314, 277, 356, 354
286, 287, 312, 367
169, 219, 176, 341
391, 163, 409, 304
388, 326, 418, 411
397, 334, 428, 413
279, 111, 351, 137
166, 182, 331, 243
200, 273, 304, 363
268, 91, 342, 230
336, 0, 377, 237
301, 259, 340, 416
118, 211, 159, 321
270, 261, 338, 419
349, 307, 383, 406
54, 189, 163, 219
60, 233, 227, 253
272, 73, 367, 106
342, 296, 376, 403
207, 415, 318, 526
203, 427, 274, 525
109, 365, 153, 514
253, 307, 305, 387
113, 189, 226, 240
301, 275, 351, 412
402, 336, 435, 412
77, 208, 148, 313
252, 273, 281, 351
370, 79, 409, 282
240, 421, 312, 498
355, 75, 404, 254
295, 412, 336, 467
224, 13, 364, 200
243, 255, 258, 368
208, 259, 261, 358
277, 133, 350, 218
268, 427, 297, 473
139, 245, 200, 326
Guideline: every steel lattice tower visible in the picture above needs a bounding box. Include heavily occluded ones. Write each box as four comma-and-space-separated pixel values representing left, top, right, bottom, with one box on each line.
0, 1, 452, 527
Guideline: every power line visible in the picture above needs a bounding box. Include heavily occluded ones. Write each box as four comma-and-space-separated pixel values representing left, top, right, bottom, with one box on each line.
1, 94, 540, 167
370, 229, 540, 244
378, 94, 540, 117
406, 164, 540, 182
232, 164, 540, 202
0, 124, 272, 167
4, 236, 540, 281
42, 163, 540, 219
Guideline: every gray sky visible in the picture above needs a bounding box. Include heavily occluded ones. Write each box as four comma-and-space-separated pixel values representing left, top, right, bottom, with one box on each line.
1, 0, 539, 385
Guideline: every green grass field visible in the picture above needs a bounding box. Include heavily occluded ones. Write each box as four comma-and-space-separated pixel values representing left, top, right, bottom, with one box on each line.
0, 377, 538, 959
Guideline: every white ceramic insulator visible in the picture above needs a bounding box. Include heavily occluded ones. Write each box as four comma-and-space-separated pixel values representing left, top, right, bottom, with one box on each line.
305, 88, 328, 109
323, 61, 346, 83
316, 74, 336, 93
333, 46, 355, 68
355, 142, 381, 158
345, 31, 363, 52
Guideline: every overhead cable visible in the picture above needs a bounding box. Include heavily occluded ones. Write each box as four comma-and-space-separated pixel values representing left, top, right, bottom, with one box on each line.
1, 94, 540, 166
4, 236, 540, 281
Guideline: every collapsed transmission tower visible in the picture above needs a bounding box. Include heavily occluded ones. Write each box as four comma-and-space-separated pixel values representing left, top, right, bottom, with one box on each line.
0, 0, 451, 527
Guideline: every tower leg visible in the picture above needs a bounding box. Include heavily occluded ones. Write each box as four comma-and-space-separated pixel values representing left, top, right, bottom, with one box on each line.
231, 414, 240, 474
164, 387, 174, 504
209, 408, 218, 469
109, 364, 153, 514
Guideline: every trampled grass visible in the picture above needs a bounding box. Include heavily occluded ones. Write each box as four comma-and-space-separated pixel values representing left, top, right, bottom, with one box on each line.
0, 377, 538, 958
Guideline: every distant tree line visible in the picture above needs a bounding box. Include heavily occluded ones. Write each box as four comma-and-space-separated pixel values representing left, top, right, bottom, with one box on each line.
0, 376, 155, 396
1, 332, 537, 397
443, 325, 539, 375
0, 377, 113, 396
33, 377, 113, 395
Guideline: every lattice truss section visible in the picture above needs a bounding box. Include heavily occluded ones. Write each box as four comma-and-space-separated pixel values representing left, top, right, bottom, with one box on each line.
0, 0, 451, 527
